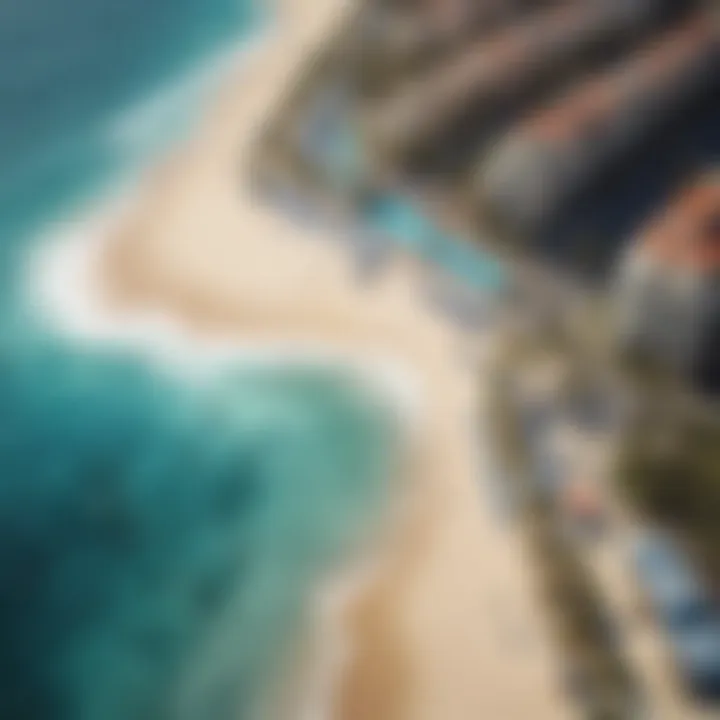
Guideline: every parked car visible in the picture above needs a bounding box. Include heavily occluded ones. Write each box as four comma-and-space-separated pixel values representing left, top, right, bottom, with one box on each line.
632, 531, 720, 699
670, 619, 720, 699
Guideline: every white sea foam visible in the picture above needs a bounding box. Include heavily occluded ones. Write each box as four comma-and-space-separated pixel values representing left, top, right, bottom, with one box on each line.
26, 12, 421, 421
28, 201, 423, 422
28, 163, 419, 720
22, 0, 423, 423
24, 16, 424, 720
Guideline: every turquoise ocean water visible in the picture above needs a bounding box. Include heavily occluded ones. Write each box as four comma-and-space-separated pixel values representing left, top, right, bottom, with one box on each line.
0, 2, 397, 718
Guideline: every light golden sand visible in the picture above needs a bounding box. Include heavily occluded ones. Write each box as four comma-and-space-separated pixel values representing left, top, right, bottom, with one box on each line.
96, 1, 574, 717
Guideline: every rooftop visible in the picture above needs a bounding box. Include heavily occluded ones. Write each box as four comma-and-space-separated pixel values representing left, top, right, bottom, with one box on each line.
526, 16, 714, 144
638, 176, 720, 275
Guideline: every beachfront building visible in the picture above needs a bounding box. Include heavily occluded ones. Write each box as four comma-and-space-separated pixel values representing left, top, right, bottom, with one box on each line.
363, 0, 662, 172
476, 13, 720, 239
358, 0, 522, 97
373, 0, 526, 61
614, 174, 720, 390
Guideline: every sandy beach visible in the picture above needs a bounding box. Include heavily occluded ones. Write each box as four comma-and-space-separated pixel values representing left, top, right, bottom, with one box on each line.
42, 0, 576, 717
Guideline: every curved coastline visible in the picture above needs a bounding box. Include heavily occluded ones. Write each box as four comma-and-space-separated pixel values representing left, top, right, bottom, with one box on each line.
14, 3, 422, 716
0, 1, 424, 718
27, 175, 422, 720
18, 0, 576, 718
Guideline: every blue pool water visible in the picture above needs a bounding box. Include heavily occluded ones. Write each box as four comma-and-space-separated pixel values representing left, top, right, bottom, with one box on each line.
294, 83, 505, 294
365, 195, 507, 292
0, 2, 398, 719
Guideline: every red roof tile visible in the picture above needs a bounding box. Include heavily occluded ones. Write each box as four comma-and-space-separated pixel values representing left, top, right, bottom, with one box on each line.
528, 15, 716, 144
640, 177, 720, 274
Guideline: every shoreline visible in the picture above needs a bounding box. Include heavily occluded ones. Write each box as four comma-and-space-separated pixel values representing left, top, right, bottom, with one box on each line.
29, 207, 425, 429
27, 151, 428, 720
24, 0, 576, 717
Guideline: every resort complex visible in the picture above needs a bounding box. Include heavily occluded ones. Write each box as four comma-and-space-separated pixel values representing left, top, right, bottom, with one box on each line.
250, 0, 720, 716
4, 0, 719, 717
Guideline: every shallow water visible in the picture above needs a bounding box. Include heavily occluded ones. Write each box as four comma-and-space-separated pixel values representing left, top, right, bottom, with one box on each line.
0, 351, 396, 719
0, 0, 259, 243
0, 2, 399, 718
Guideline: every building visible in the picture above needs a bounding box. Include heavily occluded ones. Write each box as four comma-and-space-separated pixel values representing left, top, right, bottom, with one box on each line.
364, 0, 660, 168
476, 14, 720, 238
614, 174, 720, 390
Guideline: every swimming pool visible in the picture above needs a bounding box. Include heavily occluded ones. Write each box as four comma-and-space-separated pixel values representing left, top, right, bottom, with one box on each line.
363, 194, 507, 293
295, 96, 506, 294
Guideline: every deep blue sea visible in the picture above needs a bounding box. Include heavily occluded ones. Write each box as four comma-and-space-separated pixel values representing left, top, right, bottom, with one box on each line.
0, 2, 397, 718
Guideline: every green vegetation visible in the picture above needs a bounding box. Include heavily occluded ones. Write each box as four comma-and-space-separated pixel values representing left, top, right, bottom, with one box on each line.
617, 410, 720, 587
